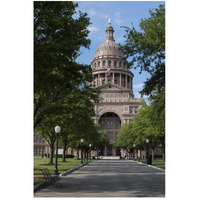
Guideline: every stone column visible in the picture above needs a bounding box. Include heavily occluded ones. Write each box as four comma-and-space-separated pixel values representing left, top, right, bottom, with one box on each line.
131, 77, 133, 92
104, 146, 107, 156
112, 72, 114, 83
126, 75, 127, 88
105, 73, 107, 83
98, 73, 100, 86
120, 73, 121, 86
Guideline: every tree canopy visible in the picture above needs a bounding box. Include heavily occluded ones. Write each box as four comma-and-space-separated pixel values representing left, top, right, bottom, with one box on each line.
122, 4, 165, 96
34, 1, 95, 128
34, 1, 103, 163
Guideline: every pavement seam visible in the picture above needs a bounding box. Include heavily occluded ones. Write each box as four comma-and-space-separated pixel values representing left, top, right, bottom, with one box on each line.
129, 160, 165, 172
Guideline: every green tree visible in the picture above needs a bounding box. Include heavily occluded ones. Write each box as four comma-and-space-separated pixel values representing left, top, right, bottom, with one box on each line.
147, 91, 165, 160
122, 4, 165, 96
34, 1, 91, 128
115, 98, 164, 160
36, 115, 58, 164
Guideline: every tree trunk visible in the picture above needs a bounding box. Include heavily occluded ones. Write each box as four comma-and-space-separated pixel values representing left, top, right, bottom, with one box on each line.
162, 147, 165, 161
62, 140, 67, 162
49, 144, 54, 165
139, 147, 141, 161
152, 148, 155, 160
77, 149, 79, 159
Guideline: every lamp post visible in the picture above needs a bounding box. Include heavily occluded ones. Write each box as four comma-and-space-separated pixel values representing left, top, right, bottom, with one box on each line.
80, 138, 84, 164
133, 144, 136, 161
53, 125, 61, 175
89, 144, 92, 162
146, 138, 151, 165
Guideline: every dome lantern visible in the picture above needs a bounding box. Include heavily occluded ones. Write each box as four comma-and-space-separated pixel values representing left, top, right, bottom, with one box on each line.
106, 19, 114, 41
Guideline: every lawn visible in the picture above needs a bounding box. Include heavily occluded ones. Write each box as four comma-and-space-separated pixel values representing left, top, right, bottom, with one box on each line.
34, 157, 84, 185
135, 158, 165, 169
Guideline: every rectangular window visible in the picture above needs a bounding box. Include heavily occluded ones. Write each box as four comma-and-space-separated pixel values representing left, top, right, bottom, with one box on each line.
101, 121, 104, 128
107, 121, 110, 129
135, 107, 138, 114
110, 120, 113, 128
129, 106, 133, 113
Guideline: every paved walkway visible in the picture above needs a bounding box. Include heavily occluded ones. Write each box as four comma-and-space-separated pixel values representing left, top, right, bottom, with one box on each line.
34, 160, 165, 197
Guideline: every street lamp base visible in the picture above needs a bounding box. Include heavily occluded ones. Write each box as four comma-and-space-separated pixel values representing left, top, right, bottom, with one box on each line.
146, 158, 152, 165
53, 168, 59, 175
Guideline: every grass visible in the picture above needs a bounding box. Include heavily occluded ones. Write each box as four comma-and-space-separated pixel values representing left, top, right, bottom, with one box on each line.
135, 158, 165, 169
34, 157, 85, 185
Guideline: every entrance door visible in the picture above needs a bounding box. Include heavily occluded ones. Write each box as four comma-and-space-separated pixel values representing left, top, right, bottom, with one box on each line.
108, 145, 112, 156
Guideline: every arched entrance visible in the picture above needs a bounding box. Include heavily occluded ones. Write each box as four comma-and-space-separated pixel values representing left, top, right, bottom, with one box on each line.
98, 112, 121, 156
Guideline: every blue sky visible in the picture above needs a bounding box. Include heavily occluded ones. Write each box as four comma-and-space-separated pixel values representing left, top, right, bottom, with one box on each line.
74, 1, 165, 98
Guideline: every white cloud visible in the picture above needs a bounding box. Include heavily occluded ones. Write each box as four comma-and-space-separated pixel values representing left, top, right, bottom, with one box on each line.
134, 92, 141, 98
113, 12, 122, 25
115, 12, 120, 18
88, 8, 96, 16
133, 83, 144, 89
88, 26, 99, 32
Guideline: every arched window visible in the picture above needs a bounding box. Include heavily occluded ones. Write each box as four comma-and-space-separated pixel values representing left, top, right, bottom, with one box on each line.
108, 60, 111, 66
98, 61, 100, 68
103, 60, 106, 66
119, 61, 121, 67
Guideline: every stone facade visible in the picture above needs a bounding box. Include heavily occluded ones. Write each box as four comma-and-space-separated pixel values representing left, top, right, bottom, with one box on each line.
91, 21, 143, 157
34, 134, 50, 157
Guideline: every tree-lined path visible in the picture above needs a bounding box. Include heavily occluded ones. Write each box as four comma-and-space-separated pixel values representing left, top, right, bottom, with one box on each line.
34, 160, 165, 197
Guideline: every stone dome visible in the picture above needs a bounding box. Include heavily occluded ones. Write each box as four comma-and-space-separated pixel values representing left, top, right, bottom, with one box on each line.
94, 22, 125, 59
94, 40, 125, 58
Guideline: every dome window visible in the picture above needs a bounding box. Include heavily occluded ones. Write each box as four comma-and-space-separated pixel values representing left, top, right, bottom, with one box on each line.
114, 60, 116, 67
109, 46, 112, 50
108, 60, 111, 66
103, 60, 106, 66
119, 61, 121, 67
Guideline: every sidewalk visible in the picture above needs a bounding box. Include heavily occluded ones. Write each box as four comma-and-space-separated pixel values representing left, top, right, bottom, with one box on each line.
34, 159, 165, 197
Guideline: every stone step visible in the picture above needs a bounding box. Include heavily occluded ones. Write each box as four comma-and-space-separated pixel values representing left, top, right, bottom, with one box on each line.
100, 156, 120, 160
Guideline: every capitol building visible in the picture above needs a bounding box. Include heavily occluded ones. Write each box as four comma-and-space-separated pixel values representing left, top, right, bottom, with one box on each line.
91, 20, 143, 157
